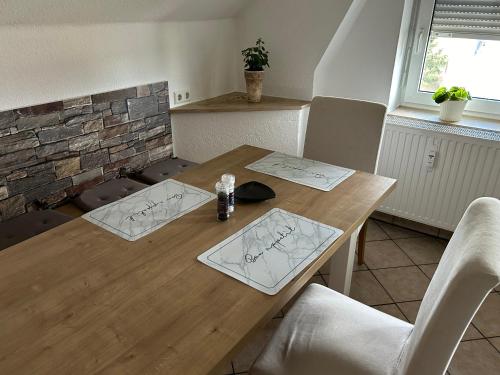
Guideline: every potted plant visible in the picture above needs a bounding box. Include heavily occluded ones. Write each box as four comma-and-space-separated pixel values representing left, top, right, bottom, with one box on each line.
241, 37, 270, 103
432, 86, 471, 122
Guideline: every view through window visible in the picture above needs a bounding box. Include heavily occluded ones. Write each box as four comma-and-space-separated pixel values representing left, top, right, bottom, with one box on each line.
420, 34, 500, 101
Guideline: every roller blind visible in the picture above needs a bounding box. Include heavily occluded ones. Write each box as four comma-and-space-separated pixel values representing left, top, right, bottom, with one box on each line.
432, 0, 500, 40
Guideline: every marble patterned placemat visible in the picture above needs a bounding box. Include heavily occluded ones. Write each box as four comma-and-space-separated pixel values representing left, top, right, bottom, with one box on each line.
83, 179, 216, 241
198, 208, 343, 295
246, 152, 355, 191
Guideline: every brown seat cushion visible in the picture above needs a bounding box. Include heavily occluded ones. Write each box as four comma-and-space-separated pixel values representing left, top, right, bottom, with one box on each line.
136, 158, 197, 184
74, 178, 148, 212
0, 210, 74, 251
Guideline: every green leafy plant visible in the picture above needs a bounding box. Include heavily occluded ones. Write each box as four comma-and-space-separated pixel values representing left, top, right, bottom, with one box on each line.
241, 38, 270, 71
432, 86, 471, 104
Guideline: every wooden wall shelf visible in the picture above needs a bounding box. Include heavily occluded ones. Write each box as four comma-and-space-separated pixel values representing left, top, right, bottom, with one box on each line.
170, 92, 310, 114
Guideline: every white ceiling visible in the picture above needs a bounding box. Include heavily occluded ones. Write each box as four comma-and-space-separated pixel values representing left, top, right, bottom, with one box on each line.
0, 0, 250, 25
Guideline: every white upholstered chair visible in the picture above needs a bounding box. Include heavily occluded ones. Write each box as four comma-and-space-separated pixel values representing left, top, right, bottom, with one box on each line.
250, 197, 500, 375
303, 96, 387, 266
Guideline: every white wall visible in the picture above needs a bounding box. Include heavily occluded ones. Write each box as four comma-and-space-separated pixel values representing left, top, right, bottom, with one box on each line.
0, 0, 249, 25
172, 108, 309, 163
313, 0, 407, 105
0, 19, 238, 111
1, 1, 411, 111
235, 0, 352, 100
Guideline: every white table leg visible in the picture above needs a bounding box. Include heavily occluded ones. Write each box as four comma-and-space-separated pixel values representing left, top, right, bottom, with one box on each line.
328, 225, 361, 295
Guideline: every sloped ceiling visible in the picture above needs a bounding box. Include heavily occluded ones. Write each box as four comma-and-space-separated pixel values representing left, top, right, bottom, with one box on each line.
0, 0, 249, 25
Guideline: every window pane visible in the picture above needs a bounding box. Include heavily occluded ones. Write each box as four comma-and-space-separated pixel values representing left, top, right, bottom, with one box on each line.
419, 35, 500, 101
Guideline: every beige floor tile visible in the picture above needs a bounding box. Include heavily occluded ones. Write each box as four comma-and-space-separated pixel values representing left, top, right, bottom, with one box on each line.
397, 300, 483, 341
377, 221, 425, 240
461, 325, 484, 341
232, 319, 281, 373
392, 217, 440, 236
397, 301, 421, 323
319, 259, 367, 275
310, 274, 327, 287
372, 266, 429, 302
419, 263, 438, 279
366, 220, 389, 241
488, 337, 500, 352
349, 270, 392, 306
353, 262, 368, 271
364, 240, 413, 269
319, 260, 330, 274
473, 293, 500, 338
373, 304, 408, 321
394, 237, 446, 265
370, 211, 394, 223
448, 339, 500, 375
462, 325, 486, 341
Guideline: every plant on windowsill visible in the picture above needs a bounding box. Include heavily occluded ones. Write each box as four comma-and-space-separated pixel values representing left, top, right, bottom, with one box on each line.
432, 86, 471, 122
242, 37, 270, 103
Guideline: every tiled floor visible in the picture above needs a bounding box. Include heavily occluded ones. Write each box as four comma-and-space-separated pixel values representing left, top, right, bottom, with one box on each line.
221, 219, 500, 375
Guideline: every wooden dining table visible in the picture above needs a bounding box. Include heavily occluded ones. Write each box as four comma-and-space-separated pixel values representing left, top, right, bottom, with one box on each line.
0, 145, 396, 375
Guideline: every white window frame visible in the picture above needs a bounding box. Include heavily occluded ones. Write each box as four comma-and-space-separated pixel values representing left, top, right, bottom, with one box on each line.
403, 0, 500, 117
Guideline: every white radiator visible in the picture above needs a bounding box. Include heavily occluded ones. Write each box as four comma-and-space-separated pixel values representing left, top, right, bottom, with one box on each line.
377, 116, 500, 231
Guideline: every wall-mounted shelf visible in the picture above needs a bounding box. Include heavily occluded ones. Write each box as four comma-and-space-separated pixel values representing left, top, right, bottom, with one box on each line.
170, 92, 311, 163
171, 92, 310, 114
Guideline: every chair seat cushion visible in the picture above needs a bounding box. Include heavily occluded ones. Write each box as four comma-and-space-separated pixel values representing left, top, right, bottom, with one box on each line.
74, 178, 148, 212
251, 283, 413, 375
136, 158, 197, 184
0, 210, 74, 251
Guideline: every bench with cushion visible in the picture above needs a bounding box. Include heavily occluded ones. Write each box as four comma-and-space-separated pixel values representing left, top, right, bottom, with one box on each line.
0, 210, 74, 251
74, 178, 148, 212
134, 158, 197, 185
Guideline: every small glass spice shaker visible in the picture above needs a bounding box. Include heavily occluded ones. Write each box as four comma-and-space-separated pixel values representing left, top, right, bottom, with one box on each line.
221, 174, 236, 213
215, 181, 230, 221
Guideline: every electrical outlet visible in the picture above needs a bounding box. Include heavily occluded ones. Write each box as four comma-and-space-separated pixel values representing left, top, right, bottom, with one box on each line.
174, 88, 191, 105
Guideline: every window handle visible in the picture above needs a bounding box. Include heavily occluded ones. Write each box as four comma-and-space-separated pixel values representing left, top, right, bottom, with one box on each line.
415, 28, 424, 54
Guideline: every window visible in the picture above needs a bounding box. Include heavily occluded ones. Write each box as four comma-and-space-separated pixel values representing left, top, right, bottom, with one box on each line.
404, 0, 500, 115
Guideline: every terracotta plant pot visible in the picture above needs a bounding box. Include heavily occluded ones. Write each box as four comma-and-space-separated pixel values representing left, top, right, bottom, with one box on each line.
244, 70, 264, 102
439, 100, 468, 122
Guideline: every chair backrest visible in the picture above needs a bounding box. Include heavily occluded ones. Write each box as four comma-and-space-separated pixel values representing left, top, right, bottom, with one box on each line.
398, 197, 500, 375
303, 96, 387, 173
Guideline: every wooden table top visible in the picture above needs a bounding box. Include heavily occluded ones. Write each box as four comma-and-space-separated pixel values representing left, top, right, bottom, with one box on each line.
0, 145, 396, 375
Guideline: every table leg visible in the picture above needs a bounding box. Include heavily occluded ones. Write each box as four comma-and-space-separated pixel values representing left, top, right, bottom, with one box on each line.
357, 221, 367, 265
328, 225, 361, 295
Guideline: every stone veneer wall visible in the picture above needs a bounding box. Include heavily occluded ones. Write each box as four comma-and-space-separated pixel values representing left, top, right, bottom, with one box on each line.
0, 81, 172, 221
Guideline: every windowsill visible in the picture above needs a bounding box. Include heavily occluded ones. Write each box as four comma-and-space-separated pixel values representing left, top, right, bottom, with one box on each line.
389, 105, 500, 133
